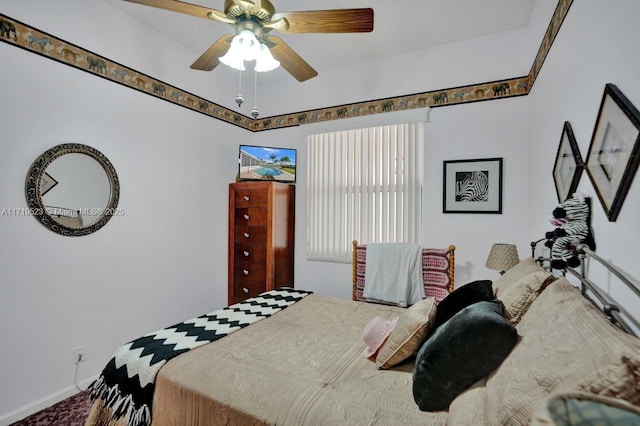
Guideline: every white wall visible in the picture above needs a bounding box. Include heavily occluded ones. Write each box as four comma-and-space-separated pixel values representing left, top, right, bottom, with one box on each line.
257, 96, 530, 299
0, 38, 244, 426
1, 0, 543, 118
527, 0, 640, 316
0, 0, 242, 114
254, 1, 556, 118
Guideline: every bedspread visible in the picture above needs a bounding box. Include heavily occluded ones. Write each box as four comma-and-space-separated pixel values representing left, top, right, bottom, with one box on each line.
87, 289, 312, 426
86, 294, 447, 426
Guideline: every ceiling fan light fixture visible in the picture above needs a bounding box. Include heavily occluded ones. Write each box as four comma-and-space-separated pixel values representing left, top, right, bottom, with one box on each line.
236, 30, 261, 60
220, 30, 262, 71
220, 36, 246, 70
254, 43, 280, 72
127, 0, 374, 81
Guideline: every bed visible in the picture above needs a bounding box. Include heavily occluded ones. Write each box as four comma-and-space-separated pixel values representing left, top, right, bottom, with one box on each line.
86, 242, 640, 426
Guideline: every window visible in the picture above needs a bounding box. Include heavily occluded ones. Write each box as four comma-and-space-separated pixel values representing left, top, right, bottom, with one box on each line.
307, 122, 424, 262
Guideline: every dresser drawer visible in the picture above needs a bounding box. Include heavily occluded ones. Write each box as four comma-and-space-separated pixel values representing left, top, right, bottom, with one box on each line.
233, 226, 267, 244
233, 264, 267, 301
234, 244, 267, 264
234, 189, 268, 207
234, 207, 267, 227
234, 263, 267, 282
232, 281, 266, 303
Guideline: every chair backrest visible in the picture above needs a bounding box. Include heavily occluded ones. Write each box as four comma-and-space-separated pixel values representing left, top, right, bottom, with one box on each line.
352, 241, 455, 303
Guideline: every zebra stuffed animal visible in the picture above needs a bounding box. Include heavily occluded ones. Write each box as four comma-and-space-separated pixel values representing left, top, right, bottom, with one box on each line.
544, 193, 596, 270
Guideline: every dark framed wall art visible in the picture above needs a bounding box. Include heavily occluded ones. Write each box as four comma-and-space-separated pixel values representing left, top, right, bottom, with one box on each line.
553, 121, 583, 203
585, 83, 640, 221
40, 172, 58, 196
443, 157, 503, 214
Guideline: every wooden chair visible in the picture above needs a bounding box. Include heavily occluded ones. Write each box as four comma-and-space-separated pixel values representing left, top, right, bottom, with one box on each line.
352, 240, 455, 303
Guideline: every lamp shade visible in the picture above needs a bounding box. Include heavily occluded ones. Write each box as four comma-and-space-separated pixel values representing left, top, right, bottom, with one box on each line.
485, 243, 520, 272
254, 43, 280, 72
219, 35, 247, 70
220, 30, 262, 71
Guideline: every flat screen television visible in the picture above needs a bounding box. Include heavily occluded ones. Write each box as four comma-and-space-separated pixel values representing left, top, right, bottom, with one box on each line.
238, 144, 297, 183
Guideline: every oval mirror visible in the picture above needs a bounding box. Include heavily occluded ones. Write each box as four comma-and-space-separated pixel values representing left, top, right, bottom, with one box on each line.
25, 143, 120, 236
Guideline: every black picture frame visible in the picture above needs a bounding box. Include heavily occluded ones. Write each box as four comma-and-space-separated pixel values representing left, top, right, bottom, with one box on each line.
40, 172, 58, 196
443, 157, 503, 214
585, 83, 640, 222
552, 121, 583, 202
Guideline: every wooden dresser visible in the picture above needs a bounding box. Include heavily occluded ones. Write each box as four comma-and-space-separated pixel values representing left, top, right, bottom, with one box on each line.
228, 181, 295, 305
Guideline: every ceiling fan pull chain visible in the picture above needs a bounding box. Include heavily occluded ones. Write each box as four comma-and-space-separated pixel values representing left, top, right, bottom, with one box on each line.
251, 70, 260, 119
235, 69, 245, 107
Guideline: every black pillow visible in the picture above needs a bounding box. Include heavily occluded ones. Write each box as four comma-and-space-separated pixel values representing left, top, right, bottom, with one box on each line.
412, 300, 518, 412
433, 280, 493, 330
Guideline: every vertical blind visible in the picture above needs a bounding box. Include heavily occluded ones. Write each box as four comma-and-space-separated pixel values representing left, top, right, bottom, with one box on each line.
307, 122, 424, 262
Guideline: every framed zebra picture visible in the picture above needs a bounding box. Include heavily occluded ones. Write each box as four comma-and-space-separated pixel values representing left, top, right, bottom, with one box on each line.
443, 157, 503, 214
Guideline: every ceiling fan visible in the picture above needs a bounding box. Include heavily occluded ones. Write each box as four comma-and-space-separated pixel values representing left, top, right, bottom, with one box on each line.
123, 0, 374, 82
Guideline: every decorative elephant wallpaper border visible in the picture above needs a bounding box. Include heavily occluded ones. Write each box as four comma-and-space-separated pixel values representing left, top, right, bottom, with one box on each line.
0, 0, 571, 133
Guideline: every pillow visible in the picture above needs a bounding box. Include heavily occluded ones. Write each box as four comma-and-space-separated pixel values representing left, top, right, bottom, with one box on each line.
530, 392, 640, 426
433, 280, 493, 330
376, 297, 437, 369
485, 278, 640, 425
498, 271, 554, 323
412, 300, 518, 412
493, 257, 546, 297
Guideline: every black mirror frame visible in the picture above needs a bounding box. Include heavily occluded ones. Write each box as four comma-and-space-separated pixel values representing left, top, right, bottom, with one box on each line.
25, 143, 120, 236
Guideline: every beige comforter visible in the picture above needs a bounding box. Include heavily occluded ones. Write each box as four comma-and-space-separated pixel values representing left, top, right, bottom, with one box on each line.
86, 294, 446, 426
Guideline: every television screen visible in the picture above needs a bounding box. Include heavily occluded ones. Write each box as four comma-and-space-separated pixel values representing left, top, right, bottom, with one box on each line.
238, 145, 297, 183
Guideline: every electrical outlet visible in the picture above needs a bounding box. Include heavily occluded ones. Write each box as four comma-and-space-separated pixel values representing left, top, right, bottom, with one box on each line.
72, 346, 85, 365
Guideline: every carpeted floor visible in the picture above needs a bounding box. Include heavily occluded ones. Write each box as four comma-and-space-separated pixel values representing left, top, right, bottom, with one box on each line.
9, 390, 93, 426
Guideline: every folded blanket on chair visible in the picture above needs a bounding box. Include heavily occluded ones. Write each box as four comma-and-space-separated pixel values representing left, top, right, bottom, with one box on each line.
88, 288, 312, 426
363, 243, 424, 307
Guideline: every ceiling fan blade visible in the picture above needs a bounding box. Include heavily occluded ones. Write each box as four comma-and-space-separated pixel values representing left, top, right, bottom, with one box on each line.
190, 34, 233, 71
271, 8, 373, 33
123, 0, 234, 23
264, 35, 318, 82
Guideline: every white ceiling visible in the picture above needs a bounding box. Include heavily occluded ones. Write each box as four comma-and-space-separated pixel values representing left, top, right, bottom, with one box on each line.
103, 0, 537, 79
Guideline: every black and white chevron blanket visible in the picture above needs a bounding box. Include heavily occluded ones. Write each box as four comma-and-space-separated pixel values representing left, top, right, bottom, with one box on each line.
88, 288, 312, 426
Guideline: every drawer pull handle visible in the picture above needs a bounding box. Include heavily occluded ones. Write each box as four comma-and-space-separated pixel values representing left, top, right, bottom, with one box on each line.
244, 195, 250, 201
243, 232, 250, 238
244, 214, 250, 220
243, 287, 249, 294
243, 251, 250, 257
243, 269, 249, 275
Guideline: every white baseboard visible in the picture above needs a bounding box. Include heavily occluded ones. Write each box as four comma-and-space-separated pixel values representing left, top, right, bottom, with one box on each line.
0, 375, 97, 426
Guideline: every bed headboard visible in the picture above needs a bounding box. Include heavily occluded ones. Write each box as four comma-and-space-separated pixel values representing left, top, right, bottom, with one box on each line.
531, 239, 640, 337
352, 240, 456, 303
